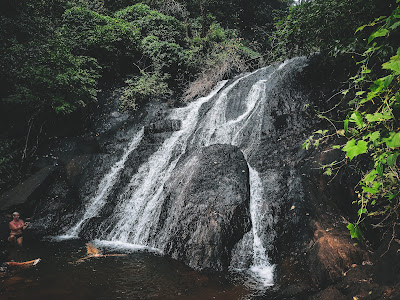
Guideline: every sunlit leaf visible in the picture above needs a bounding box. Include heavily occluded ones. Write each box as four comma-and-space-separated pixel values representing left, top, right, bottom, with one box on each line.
383, 132, 400, 148
349, 111, 364, 128
382, 54, 400, 74
368, 28, 388, 43
324, 168, 332, 176
363, 169, 377, 183
387, 153, 400, 166
347, 223, 363, 241
376, 163, 383, 176
365, 113, 393, 122
343, 139, 368, 160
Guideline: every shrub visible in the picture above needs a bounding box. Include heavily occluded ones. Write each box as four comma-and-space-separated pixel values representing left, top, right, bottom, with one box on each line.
141, 35, 187, 75
2, 31, 100, 114
271, 0, 377, 59
60, 6, 141, 77
183, 36, 260, 101
120, 72, 172, 110
115, 4, 186, 44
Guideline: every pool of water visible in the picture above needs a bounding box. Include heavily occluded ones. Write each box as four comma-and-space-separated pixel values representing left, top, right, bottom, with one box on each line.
0, 237, 273, 300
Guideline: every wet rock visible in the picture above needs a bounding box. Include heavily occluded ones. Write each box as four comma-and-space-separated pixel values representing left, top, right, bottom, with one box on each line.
0, 166, 56, 212
373, 238, 400, 286
156, 144, 251, 271
144, 119, 181, 134
76, 135, 101, 154
65, 155, 92, 185
310, 286, 346, 300
29, 167, 81, 232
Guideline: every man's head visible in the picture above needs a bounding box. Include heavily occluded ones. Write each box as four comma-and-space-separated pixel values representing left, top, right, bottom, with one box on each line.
12, 212, 20, 220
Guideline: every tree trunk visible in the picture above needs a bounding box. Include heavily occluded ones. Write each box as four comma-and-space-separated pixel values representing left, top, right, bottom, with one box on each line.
200, 0, 208, 37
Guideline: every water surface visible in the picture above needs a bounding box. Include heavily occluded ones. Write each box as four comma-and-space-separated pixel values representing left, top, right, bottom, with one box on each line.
1, 238, 262, 300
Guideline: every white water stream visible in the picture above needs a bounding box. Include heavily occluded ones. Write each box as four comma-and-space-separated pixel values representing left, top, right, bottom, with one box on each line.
65, 127, 144, 238
64, 60, 297, 287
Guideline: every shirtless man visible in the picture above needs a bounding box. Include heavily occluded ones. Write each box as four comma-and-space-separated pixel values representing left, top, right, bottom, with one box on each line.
8, 212, 29, 246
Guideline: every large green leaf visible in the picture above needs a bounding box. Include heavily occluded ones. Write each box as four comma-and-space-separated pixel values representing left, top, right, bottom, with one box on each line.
342, 139, 368, 160
365, 112, 393, 122
347, 223, 363, 241
366, 131, 380, 143
383, 132, 400, 148
387, 152, 400, 166
382, 54, 400, 74
349, 111, 364, 128
368, 28, 389, 43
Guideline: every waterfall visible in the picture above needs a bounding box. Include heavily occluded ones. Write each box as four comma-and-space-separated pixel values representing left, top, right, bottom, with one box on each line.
64, 127, 145, 237
248, 166, 274, 286
103, 80, 228, 244
63, 57, 308, 287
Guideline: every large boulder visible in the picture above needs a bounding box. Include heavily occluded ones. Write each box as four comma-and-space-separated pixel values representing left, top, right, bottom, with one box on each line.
0, 166, 56, 212
154, 144, 251, 271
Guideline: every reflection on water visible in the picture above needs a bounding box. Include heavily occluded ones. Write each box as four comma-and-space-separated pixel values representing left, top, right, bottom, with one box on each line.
0, 238, 261, 300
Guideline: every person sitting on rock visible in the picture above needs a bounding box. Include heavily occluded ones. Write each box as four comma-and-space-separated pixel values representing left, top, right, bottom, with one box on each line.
8, 212, 29, 246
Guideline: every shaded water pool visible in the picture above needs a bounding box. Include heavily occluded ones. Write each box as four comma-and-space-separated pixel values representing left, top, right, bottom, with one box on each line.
0, 238, 270, 300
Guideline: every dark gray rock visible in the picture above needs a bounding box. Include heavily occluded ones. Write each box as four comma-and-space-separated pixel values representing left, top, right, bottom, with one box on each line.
0, 166, 56, 211
144, 119, 182, 134
155, 144, 251, 271
30, 167, 81, 232
310, 286, 346, 300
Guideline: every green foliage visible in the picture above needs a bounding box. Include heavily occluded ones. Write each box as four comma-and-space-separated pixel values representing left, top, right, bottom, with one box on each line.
115, 4, 186, 43
1, 2, 100, 114
60, 6, 141, 76
305, 4, 400, 238
339, 6, 400, 233
0, 0, 275, 191
121, 72, 172, 110
1, 0, 267, 118
347, 222, 364, 241
271, 0, 378, 59
294, 1, 400, 239
141, 35, 187, 75
342, 139, 368, 161
302, 129, 329, 150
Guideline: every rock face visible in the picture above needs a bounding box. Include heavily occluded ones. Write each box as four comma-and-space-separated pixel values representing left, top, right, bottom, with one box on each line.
307, 221, 367, 286
155, 144, 251, 271
0, 166, 56, 211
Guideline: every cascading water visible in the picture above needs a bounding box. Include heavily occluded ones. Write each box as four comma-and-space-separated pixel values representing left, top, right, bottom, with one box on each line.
248, 166, 274, 286
63, 57, 309, 287
65, 127, 145, 237
101, 80, 228, 245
